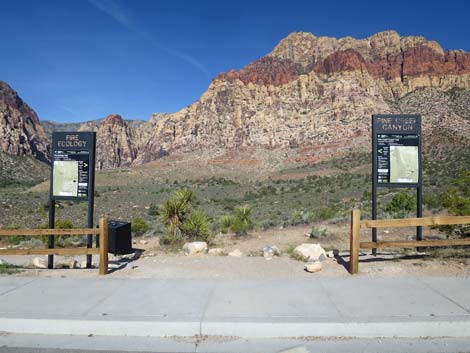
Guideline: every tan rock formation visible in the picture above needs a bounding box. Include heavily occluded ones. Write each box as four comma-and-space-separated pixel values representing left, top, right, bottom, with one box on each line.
0, 80, 49, 162
2, 31, 470, 169
79, 114, 138, 169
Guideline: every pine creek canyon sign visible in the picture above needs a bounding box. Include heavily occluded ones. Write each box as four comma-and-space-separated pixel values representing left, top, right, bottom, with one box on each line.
371, 115, 423, 252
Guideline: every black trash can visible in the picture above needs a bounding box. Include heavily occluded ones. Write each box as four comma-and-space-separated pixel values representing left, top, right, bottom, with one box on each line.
107, 220, 133, 255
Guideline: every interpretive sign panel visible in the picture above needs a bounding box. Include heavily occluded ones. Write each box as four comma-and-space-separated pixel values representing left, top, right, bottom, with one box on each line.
373, 115, 421, 186
50, 132, 96, 201
371, 115, 423, 253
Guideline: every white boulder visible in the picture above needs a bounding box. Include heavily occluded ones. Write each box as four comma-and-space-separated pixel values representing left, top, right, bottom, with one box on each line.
293, 244, 327, 262
183, 241, 208, 256
228, 249, 243, 257
305, 261, 322, 273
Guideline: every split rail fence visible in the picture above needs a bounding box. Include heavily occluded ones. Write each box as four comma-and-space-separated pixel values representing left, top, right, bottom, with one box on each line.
349, 210, 470, 274
0, 217, 109, 275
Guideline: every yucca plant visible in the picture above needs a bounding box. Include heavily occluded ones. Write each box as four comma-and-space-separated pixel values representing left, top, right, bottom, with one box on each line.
219, 215, 235, 234
231, 205, 254, 236
159, 188, 195, 236
180, 209, 212, 242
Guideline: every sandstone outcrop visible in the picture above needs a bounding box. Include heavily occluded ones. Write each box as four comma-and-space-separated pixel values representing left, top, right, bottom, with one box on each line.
2, 31, 470, 169
0, 80, 49, 162
135, 30, 470, 166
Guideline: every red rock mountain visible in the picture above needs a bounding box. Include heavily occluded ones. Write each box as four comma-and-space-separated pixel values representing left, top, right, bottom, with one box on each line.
2, 31, 470, 168
78, 114, 138, 169
133, 30, 470, 165
0, 80, 49, 162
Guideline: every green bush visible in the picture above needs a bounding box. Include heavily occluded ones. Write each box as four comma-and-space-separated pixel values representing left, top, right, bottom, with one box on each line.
180, 209, 212, 243
219, 205, 254, 235
439, 172, 470, 237
158, 188, 213, 243
159, 232, 184, 246
0, 262, 22, 275
231, 205, 254, 236
131, 218, 149, 236
38, 220, 74, 247
147, 203, 159, 216
219, 215, 235, 233
384, 190, 416, 218
309, 226, 329, 239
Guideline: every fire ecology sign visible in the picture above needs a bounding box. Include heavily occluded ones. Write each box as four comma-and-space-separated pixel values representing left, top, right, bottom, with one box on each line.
50, 132, 96, 200
373, 115, 422, 186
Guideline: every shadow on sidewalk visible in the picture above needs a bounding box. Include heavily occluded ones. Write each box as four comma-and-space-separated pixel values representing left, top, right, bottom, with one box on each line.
107, 248, 143, 274
335, 252, 430, 273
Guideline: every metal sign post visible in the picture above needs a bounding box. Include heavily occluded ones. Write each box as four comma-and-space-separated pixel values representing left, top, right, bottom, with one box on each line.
48, 132, 96, 269
372, 115, 423, 255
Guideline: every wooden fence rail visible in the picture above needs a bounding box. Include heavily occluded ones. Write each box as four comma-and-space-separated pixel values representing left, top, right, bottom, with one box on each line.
349, 210, 470, 274
0, 217, 108, 275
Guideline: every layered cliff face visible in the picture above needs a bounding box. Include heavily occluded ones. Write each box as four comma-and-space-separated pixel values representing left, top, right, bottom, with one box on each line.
0, 80, 50, 162
77, 114, 138, 169
2, 31, 470, 170
135, 30, 470, 165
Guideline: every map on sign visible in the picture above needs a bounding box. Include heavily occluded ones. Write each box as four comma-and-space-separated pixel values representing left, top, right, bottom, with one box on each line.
53, 161, 79, 197
389, 146, 419, 183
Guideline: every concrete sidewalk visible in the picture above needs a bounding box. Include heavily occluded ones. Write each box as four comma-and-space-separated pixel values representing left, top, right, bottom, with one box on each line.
1, 276, 469, 338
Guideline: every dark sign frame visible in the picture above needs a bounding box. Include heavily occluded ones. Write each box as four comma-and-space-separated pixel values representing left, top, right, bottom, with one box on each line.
50, 132, 96, 201
372, 115, 423, 254
48, 132, 96, 269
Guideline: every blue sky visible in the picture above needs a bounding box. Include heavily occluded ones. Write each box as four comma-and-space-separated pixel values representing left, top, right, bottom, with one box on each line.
1, 0, 469, 123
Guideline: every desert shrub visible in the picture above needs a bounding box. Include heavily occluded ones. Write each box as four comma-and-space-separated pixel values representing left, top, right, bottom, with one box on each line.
438, 172, 470, 237
159, 188, 195, 236
159, 232, 184, 246
424, 193, 444, 211
383, 190, 416, 218
219, 215, 235, 233
180, 209, 212, 243
231, 205, 254, 236
147, 203, 159, 216
309, 226, 329, 239
158, 188, 213, 243
220, 205, 254, 235
0, 262, 22, 275
309, 207, 338, 222
38, 219, 74, 247
131, 218, 149, 236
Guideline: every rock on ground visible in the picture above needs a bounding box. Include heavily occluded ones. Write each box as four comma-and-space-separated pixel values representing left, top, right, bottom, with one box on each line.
294, 244, 327, 262
305, 261, 322, 273
183, 242, 208, 256
32, 257, 47, 269
58, 259, 77, 269
228, 249, 243, 257
263, 245, 281, 260
208, 248, 225, 256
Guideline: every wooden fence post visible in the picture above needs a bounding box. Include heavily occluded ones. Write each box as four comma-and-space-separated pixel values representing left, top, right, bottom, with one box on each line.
350, 209, 361, 274
99, 218, 109, 275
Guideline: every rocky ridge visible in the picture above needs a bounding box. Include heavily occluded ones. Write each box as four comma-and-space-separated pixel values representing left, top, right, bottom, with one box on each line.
1, 31, 470, 169
0, 80, 49, 162
136, 30, 470, 165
